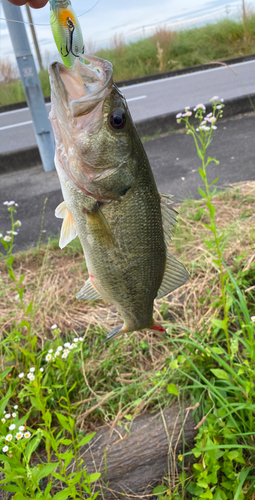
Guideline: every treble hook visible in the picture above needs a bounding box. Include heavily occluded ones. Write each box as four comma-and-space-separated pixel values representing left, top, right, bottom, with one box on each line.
60, 17, 84, 58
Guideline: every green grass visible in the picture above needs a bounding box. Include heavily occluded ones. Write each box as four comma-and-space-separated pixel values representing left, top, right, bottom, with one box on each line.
1, 15, 255, 106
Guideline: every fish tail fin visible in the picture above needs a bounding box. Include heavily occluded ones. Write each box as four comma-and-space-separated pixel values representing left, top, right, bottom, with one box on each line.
150, 320, 166, 334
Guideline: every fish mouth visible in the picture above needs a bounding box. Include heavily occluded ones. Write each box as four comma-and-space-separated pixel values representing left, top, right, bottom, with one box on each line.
49, 54, 113, 118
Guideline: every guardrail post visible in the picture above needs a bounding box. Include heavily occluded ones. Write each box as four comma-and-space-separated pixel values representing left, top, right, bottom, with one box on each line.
2, 0, 55, 172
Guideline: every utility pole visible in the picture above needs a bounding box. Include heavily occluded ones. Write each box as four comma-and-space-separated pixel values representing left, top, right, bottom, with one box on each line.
2, 0, 55, 172
242, 0, 246, 24
25, 5, 44, 72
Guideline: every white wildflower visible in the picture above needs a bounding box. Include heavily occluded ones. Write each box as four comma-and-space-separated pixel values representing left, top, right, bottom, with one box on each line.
18, 372, 25, 379
16, 432, 23, 440
29, 374, 35, 381
15, 203, 18, 207
176, 112, 182, 119
216, 104, 222, 109
62, 351, 69, 359
184, 106, 190, 110
79, 337, 84, 342
51, 324, 57, 330
48, 349, 53, 354
8, 201, 15, 206
3, 235, 11, 242
15, 220, 22, 227
73, 338, 79, 343
40, 367, 44, 372
5, 434, 12, 442
194, 103, 206, 111
1, 418, 6, 424
13, 405, 18, 410
251, 316, 255, 323
19, 425, 25, 431
64, 342, 71, 348
12, 413, 17, 418
207, 116, 216, 124
206, 112, 213, 118
69, 343, 75, 350
3, 201, 9, 206
221, 98, 224, 102
9, 424, 16, 431
45, 353, 52, 362
0, 233, 2, 238
29, 367, 35, 372
27, 373, 32, 380
24, 431, 31, 439
211, 95, 219, 101
212, 125, 217, 130
2, 445, 8, 452
56, 346, 63, 351
5, 414, 10, 419
182, 111, 192, 117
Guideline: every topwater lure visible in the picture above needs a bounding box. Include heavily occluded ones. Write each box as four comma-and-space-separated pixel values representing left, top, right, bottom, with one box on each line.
49, 0, 84, 67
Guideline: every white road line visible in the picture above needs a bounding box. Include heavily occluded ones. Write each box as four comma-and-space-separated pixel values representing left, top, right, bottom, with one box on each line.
0, 120, 33, 131
126, 95, 147, 102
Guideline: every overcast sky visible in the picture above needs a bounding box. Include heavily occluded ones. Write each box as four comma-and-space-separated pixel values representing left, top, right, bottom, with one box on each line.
0, 0, 254, 64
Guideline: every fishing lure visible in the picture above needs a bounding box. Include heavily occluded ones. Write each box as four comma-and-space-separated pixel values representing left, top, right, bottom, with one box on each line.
49, 0, 84, 67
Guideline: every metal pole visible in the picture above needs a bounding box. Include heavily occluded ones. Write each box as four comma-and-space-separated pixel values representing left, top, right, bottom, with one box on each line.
2, 0, 55, 172
25, 5, 44, 72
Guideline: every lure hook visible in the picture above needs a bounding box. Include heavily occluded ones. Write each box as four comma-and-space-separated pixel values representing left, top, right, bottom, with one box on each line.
60, 17, 84, 58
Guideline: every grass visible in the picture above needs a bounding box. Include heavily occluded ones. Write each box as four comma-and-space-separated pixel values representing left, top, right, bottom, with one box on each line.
1, 14, 255, 105
1, 181, 255, 497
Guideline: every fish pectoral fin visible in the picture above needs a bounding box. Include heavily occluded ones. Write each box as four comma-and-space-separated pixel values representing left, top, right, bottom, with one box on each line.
156, 251, 190, 299
59, 207, 77, 249
76, 278, 101, 300
87, 204, 116, 248
55, 201, 67, 219
87, 165, 135, 201
160, 193, 178, 246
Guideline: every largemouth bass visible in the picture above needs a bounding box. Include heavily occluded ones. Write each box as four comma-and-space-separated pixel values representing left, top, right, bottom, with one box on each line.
49, 55, 189, 342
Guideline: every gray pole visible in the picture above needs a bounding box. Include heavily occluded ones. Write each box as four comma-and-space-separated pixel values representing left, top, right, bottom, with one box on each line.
25, 5, 44, 72
2, 0, 55, 172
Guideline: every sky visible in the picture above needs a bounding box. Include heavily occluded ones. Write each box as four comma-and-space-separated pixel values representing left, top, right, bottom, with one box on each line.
0, 0, 255, 66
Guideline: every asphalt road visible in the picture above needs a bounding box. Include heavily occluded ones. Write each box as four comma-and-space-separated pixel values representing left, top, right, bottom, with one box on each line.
0, 59, 254, 154
0, 112, 254, 252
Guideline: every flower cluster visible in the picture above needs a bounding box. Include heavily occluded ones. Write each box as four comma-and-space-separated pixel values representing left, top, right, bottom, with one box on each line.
18, 366, 44, 381
1, 201, 21, 243
1, 406, 32, 452
176, 97, 225, 134
45, 337, 84, 362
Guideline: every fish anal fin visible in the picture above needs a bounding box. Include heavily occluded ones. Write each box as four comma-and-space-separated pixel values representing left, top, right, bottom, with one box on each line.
76, 278, 101, 300
156, 252, 189, 299
59, 207, 77, 249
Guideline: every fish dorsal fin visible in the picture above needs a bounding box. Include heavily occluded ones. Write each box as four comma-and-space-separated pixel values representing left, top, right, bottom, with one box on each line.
55, 201, 77, 249
156, 252, 189, 299
160, 194, 178, 246
76, 278, 101, 301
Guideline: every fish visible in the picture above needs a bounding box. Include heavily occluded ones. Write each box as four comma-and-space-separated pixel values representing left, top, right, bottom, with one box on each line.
49, 0, 84, 68
49, 54, 189, 342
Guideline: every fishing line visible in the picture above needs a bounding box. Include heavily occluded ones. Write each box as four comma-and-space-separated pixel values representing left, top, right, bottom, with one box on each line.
0, 0, 100, 26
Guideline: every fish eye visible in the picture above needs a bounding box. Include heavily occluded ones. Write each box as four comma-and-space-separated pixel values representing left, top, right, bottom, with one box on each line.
109, 109, 126, 130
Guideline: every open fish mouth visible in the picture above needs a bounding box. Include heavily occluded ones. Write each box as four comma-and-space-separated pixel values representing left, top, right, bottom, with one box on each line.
49, 54, 113, 118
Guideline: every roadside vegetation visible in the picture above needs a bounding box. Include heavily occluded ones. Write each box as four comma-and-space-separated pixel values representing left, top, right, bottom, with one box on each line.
1, 98, 255, 498
1, 13, 255, 106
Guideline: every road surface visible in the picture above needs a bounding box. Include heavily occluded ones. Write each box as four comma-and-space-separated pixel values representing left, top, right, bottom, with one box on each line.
0, 60, 254, 154
0, 112, 254, 252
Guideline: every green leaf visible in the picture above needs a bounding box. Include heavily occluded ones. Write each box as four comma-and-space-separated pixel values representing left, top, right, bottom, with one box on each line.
26, 301, 33, 315
78, 432, 96, 448
88, 472, 101, 483
210, 369, 230, 382
52, 489, 70, 500
30, 396, 43, 412
167, 383, 179, 396
25, 431, 42, 462
55, 412, 71, 432
234, 467, 251, 500
33, 462, 58, 481
198, 186, 207, 198
200, 488, 213, 499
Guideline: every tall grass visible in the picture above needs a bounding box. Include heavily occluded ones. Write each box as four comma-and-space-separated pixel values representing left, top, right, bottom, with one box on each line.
1, 14, 255, 106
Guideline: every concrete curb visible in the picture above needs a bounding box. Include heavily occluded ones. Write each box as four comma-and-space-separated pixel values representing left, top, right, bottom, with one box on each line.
0, 52, 255, 114
0, 93, 254, 174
